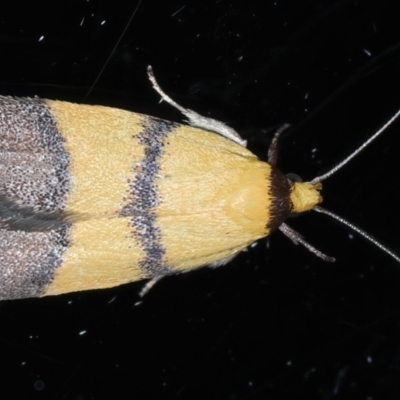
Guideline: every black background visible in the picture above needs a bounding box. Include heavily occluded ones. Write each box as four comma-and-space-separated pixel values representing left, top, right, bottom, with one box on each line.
2, 1, 400, 399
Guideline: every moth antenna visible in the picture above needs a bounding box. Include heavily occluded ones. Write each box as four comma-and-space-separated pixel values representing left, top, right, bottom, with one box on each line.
86, 0, 143, 97
313, 206, 400, 263
311, 108, 400, 184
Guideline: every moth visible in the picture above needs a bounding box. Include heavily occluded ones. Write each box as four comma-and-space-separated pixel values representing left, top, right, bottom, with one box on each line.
0, 66, 398, 300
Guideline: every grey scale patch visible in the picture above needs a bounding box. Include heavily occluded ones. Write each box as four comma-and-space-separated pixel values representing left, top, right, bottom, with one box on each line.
120, 116, 177, 277
0, 97, 71, 300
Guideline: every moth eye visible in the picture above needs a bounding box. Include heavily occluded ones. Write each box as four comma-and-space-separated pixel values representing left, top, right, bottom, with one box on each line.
285, 173, 303, 184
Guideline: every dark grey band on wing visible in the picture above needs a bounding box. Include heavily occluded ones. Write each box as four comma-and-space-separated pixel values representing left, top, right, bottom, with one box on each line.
120, 116, 177, 277
0, 97, 71, 299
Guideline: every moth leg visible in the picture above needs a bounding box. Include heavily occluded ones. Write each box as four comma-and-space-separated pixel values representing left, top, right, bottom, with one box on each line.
279, 222, 335, 262
209, 251, 242, 268
267, 123, 290, 166
147, 65, 247, 147
139, 275, 165, 297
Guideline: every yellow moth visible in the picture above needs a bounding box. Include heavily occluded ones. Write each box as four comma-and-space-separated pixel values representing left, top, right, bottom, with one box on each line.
0, 66, 398, 300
